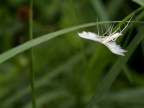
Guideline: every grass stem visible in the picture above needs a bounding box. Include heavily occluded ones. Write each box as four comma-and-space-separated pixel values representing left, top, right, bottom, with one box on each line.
29, 0, 36, 108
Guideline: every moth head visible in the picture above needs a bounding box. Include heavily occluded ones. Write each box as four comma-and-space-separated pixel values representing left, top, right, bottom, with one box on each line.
111, 32, 122, 41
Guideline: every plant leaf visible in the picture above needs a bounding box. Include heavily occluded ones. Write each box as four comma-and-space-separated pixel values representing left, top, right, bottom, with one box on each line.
133, 0, 144, 6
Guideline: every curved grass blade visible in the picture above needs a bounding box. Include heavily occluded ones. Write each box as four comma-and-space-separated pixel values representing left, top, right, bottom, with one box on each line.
0, 7, 142, 65
0, 21, 114, 64
0, 21, 143, 65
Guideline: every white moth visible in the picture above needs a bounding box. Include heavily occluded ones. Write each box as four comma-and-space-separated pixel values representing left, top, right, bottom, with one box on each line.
78, 19, 131, 56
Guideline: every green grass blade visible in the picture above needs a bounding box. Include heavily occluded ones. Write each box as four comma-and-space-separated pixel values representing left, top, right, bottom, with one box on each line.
133, 0, 144, 6
29, 0, 36, 108
0, 21, 114, 64
0, 7, 142, 65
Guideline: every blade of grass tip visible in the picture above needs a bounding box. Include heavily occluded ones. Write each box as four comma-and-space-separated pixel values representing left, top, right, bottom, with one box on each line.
0, 21, 113, 64
86, 25, 144, 108
29, 0, 36, 108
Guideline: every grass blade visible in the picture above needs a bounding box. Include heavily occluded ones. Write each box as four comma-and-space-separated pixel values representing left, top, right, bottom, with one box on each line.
0, 21, 113, 64
29, 0, 36, 108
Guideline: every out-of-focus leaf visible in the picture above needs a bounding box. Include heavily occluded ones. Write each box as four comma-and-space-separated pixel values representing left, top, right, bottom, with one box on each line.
133, 0, 144, 6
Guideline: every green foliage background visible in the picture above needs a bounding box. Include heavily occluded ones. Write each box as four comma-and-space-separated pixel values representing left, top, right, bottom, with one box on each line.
0, 0, 144, 108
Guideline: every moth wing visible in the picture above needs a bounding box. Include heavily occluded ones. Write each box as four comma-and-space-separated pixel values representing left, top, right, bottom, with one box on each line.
78, 31, 100, 41
104, 42, 127, 56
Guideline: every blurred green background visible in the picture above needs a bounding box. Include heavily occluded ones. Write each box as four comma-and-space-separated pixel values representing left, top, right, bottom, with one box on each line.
0, 0, 144, 108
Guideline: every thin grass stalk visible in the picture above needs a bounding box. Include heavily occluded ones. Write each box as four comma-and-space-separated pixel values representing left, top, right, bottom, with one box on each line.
29, 0, 36, 107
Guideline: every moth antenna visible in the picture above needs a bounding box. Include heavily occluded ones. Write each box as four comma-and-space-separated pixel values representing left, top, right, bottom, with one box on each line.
112, 26, 120, 34
103, 24, 113, 36
120, 15, 133, 33
118, 27, 121, 32
109, 23, 115, 35
100, 24, 104, 35
96, 18, 99, 36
